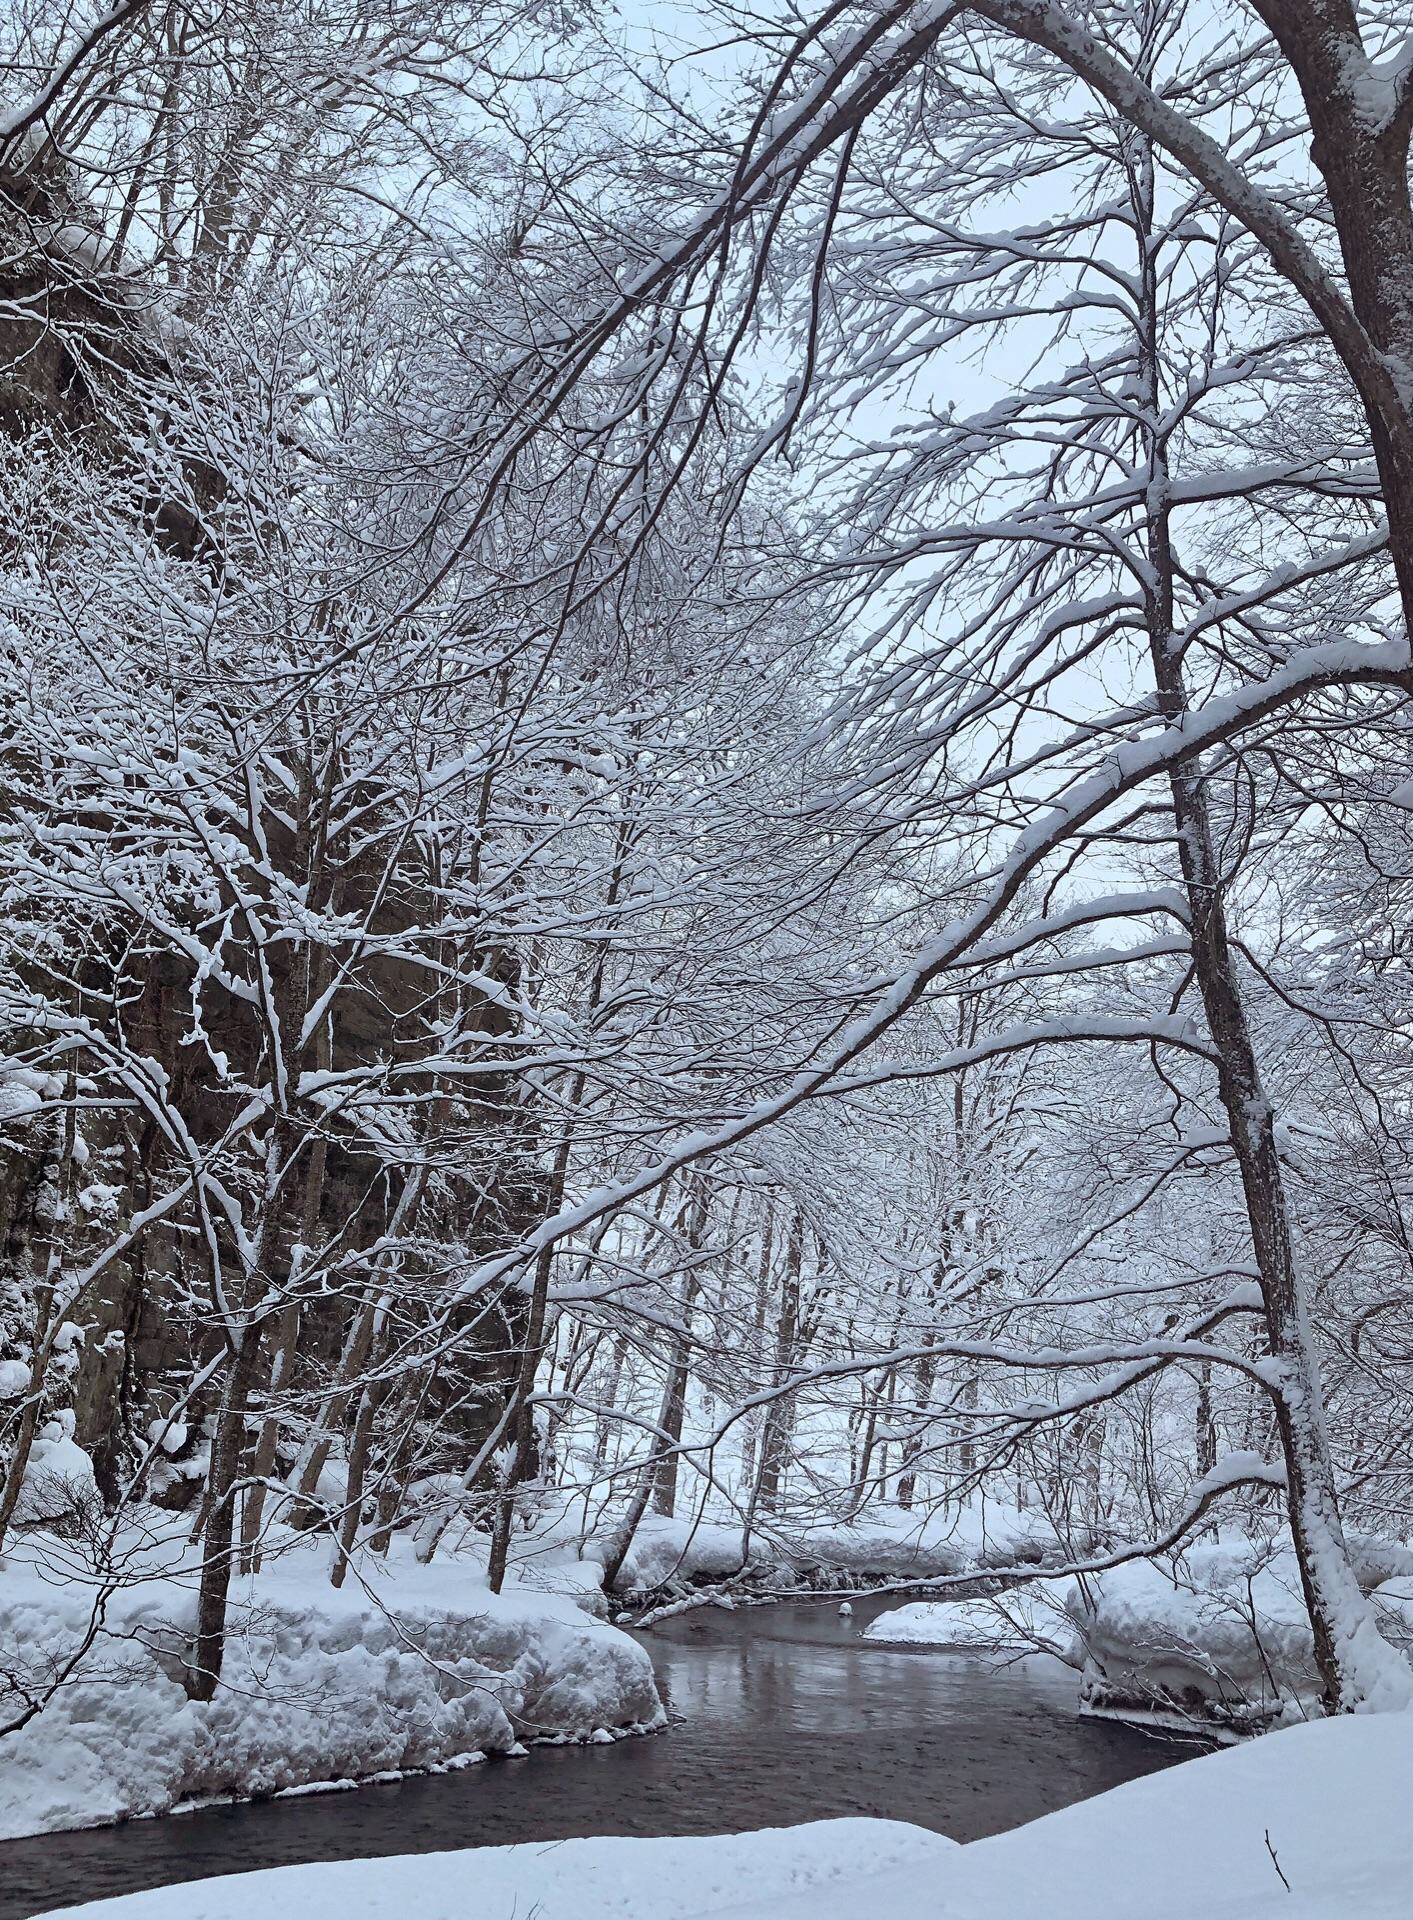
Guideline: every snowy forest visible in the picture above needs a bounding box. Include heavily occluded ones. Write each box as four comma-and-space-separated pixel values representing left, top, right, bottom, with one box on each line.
2, 3, 1413, 1917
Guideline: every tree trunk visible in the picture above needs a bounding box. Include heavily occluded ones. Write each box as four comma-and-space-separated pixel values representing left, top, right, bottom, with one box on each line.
330, 1375, 385, 1589
0, 1145, 64, 1552
599, 1358, 691, 1594
755, 1207, 804, 1514
738, 1201, 775, 1496
651, 1183, 708, 1520
1129, 121, 1407, 1711
185, 1321, 264, 1701
486, 1235, 555, 1593
895, 1346, 936, 1511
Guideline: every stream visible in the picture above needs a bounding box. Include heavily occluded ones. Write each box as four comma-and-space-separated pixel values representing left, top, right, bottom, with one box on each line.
0, 1593, 1203, 1918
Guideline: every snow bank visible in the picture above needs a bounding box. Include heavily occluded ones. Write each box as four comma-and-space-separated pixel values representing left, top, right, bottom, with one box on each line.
863, 1579, 1080, 1662
0, 1530, 661, 1839
46, 1708, 1413, 1919
607, 1512, 749, 1592
578, 1494, 1059, 1596
1371, 1575, 1413, 1650
1348, 1533, 1413, 1590
1067, 1536, 1325, 1728
764, 1496, 1056, 1582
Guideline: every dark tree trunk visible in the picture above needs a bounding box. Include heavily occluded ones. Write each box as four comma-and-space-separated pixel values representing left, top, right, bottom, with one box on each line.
185, 1321, 264, 1701
1128, 124, 1402, 1710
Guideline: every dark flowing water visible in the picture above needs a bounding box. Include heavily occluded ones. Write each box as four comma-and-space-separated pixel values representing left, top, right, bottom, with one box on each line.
0, 1594, 1200, 1918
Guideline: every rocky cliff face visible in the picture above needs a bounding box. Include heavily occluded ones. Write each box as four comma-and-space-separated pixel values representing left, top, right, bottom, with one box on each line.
0, 151, 540, 1531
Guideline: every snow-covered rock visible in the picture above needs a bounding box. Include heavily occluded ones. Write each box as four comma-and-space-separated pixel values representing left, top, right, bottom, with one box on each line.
0, 1357, 31, 1399
1371, 1575, 1413, 1650
1349, 1534, 1413, 1591
10, 1427, 99, 1525
0, 1078, 43, 1128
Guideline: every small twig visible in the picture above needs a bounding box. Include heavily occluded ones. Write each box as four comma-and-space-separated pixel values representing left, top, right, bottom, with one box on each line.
1264, 1829, 1291, 1893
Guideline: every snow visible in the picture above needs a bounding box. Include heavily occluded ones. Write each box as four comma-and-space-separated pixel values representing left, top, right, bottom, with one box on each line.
836, 1535, 1413, 1731
44, 1709, 1413, 1920
0, 1357, 31, 1398
581, 1495, 1058, 1595
864, 1579, 1079, 1662
1349, 1534, 1413, 1588
771, 1495, 1058, 1580
607, 1512, 749, 1591
1371, 1576, 1413, 1650
10, 1426, 99, 1525
1068, 1536, 1328, 1728
0, 1526, 661, 1839
0, 1080, 42, 1127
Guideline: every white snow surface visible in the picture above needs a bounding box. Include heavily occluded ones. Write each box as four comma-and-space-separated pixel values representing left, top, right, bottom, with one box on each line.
0, 1357, 31, 1398
1069, 1536, 1323, 1724
768, 1495, 1057, 1578
575, 1494, 1057, 1593
1371, 1575, 1413, 1649
608, 1512, 748, 1590
46, 1709, 1413, 1919
10, 1427, 99, 1525
0, 1527, 661, 1839
864, 1579, 1080, 1661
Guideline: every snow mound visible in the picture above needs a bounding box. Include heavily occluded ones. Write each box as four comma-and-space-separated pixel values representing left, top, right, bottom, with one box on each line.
1371, 1576, 1413, 1650
10, 1426, 99, 1525
1350, 1535, 1413, 1590
606, 1513, 748, 1591
864, 1579, 1079, 1662
0, 1537, 661, 1838
0, 1357, 31, 1399
768, 1496, 1057, 1583
1067, 1536, 1327, 1728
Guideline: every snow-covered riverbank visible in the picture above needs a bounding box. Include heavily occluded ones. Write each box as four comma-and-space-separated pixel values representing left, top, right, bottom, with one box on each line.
863, 1532, 1413, 1732
41, 1706, 1413, 1919
514, 1491, 1061, 1597
0, 1481, 1072, 1843
0, 1524, 660, 1840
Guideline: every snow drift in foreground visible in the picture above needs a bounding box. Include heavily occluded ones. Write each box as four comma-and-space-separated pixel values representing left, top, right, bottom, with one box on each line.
0, 1532, 661, 1840
46, 1707, 1413, 1919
